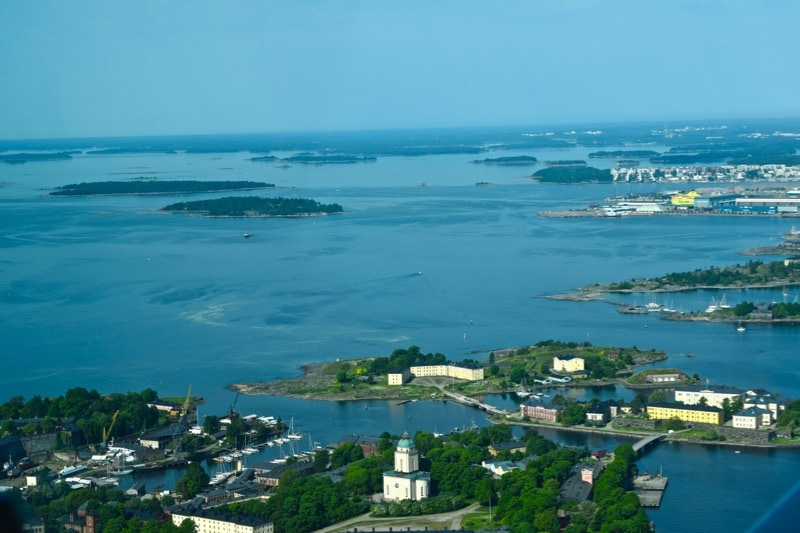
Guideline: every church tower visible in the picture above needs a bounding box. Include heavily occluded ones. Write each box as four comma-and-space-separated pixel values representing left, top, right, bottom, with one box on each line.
394, 432, 419, 473
383, 431, 430, 502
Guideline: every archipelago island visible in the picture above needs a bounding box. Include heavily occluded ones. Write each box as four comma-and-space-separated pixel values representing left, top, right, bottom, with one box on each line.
50, 180, 274, 196
161, 196, 344, 217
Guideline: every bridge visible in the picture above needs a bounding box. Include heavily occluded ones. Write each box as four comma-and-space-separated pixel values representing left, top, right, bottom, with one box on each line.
632, 434, 667, 455
440, 389, 510, 417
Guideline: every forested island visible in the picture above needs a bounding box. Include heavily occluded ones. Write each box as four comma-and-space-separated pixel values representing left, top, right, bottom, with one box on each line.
0, 151, 78, 164
588, 150, 660, 158
249, 154, 377, 164
86, 148, 178, 155
50, 180, 274, 196
551, 260, 800, 321
603, 260, 800, 293
471, 155, 538, 165
532, 166, 613, 183
161, 196, 344, 217
544, 160, 586, 166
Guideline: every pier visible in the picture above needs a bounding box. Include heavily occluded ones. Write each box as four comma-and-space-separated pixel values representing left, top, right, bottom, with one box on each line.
634, 471, 669, 507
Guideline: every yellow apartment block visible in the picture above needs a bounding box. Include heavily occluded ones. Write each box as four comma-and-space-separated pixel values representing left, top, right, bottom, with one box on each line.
647, 403, 724, 425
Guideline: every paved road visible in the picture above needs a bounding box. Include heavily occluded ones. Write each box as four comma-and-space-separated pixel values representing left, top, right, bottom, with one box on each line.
316, 501, 481, 532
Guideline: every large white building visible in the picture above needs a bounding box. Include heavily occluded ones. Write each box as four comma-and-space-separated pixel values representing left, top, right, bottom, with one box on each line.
171, 506, 273, 533
673, 385, 744, 409
382, 433, 430, 501
553, 355, 584, 373
388, 364, 483, 385
732, 407, 773, 429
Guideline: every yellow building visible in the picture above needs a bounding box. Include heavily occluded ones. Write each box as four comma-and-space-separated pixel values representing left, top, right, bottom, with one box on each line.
553, 355, 584, 373
670, 190, 700, 207
647, 402, 723, 425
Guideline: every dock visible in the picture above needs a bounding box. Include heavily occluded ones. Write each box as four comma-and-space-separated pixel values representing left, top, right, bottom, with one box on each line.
634, 473, 669, 508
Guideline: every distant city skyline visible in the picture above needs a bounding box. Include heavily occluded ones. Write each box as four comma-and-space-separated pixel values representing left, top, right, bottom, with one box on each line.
2, 1, 799, 140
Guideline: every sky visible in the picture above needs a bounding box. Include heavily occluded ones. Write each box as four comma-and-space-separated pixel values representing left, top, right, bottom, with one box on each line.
2, 0, 799, 140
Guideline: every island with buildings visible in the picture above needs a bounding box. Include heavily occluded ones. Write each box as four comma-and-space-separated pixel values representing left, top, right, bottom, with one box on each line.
4, 336, 799, 533
547, 249, 800, 325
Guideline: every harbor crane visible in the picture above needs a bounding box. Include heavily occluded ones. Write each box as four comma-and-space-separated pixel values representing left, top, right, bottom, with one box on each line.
229, 390, 240, 419
103, 410, 119, 445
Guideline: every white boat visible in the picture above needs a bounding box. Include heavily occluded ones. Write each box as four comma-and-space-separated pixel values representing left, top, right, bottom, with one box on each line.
210, 471, 231, 485
287, 417, 302, 440
737, 321, 746, 332
109, 453, 133, 476
59, 465, 88, 477
242, 447, 258, 455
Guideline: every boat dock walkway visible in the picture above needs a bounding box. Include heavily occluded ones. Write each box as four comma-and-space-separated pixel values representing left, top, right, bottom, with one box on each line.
634, 473, 669, 507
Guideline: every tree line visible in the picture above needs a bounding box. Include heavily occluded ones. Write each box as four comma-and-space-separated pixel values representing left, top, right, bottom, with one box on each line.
161, 196, 343, 217
0, 387, 165, 446
50, 180, 273, 196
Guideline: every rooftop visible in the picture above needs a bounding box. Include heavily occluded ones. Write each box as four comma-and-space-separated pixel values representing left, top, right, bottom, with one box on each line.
649, 402, 723, 413
171, 504, 272, 527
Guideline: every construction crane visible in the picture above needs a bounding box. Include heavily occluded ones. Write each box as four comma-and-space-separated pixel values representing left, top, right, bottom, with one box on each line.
103, 410, 119, 445
181, 384, 192, 419
229, 390, 240, 419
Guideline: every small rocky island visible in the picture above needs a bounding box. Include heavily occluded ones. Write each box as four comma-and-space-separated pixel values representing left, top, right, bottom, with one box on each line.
161, 196, 344, 217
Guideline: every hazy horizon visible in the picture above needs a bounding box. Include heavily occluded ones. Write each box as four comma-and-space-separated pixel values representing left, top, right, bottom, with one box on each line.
3, 1, 800, 140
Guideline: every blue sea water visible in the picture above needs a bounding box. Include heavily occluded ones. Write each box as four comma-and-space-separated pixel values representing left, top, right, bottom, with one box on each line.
1, 134, 799, 532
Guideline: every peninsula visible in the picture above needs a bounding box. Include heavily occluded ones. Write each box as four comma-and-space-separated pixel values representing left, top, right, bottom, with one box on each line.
161, 196, 344, 217
50, 179, 274, 196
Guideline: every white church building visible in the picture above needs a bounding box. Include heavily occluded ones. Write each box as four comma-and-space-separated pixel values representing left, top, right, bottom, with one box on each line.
382, 432, 431, 501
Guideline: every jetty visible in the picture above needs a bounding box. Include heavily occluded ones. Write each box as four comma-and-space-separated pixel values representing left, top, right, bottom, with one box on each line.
634, 471, 669, 507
